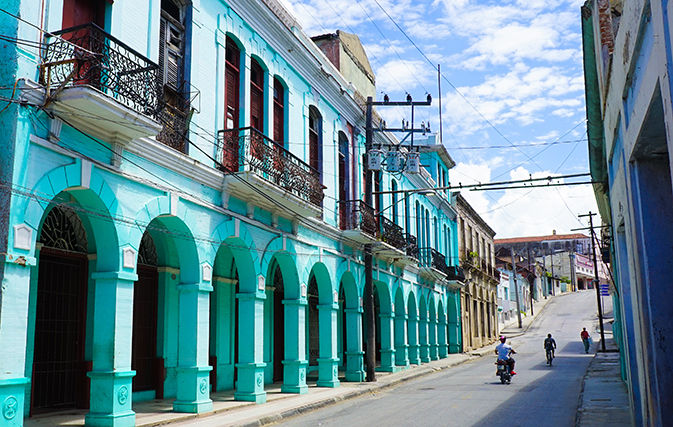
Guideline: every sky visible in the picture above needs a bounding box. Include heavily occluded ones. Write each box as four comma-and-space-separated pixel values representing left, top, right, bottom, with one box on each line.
279, 0, 598, 239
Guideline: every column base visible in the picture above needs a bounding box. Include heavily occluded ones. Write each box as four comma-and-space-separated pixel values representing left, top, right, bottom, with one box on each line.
281, 359, 308, 394
234, 362, 266, 404
173, 366, 213, 414
86, 371, 136, 427
85, 411, 136, 427
344, 351, 364, 382
316, 358, 340, 388
0, 377, 30, 426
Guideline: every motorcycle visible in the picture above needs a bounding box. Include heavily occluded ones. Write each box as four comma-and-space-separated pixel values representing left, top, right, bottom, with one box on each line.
496, 359, 512, 384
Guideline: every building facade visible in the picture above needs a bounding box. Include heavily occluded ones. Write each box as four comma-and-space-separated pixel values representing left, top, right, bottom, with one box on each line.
0, 1, 463, 426
453, 193, 498, 351
582, 0, 673, 425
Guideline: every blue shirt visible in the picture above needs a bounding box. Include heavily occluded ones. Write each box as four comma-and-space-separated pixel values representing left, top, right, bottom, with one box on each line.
496, 342, 513, 360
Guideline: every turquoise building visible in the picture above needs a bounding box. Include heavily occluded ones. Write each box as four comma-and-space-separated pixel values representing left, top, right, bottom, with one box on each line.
0, 0, 463, 425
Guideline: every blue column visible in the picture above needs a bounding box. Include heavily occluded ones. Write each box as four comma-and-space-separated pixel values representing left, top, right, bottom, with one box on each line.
377, 313, 396, 372
407, 313, 421, 365
419, 315, 430, 363
0, 259, 34, 426
281, 299, 308, 394
86, 271, 137, 427
438, 316, 448, 358
317, 301, 340, 388
173, 283, 213, 414
344, 308, 365, 382
235, 289, 267, 403
429, 318, 439, 360
394, 313, 409, 367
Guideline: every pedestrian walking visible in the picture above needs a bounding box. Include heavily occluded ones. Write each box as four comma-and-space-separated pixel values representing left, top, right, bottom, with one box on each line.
581, 327, 591, 353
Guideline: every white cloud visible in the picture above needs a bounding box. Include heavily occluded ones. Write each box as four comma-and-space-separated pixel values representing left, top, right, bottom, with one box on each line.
452, 164, 598, 238
375, 59, 436, 93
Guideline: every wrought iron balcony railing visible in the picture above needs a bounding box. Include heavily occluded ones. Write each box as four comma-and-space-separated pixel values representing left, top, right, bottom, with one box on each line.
40, 23, 161, 118
378, 215, 406, 250
217, 127, 324, 207
156, 103, 190, 152
405, 234, 419, 259
418, 247, 453, 276
446, 265, 466, 282
339, 200, 377, 237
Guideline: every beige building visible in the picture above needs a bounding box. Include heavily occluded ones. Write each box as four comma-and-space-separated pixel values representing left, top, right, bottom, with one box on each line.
452, 193, 499, 351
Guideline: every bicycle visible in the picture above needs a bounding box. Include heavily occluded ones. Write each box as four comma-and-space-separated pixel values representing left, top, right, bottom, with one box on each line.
546, 348, 553, 366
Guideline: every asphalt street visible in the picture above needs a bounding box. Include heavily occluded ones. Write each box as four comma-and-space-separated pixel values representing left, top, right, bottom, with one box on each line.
271, 291, 604, 427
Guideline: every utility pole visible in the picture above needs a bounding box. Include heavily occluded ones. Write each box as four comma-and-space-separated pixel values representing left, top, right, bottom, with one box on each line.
580, 211, 606, 352
364, 97, 375, 382
510, 245, 522, 329
363, 94, 432, 381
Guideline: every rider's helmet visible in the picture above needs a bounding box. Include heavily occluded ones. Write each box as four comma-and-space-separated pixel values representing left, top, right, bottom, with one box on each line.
499, 336, 506, 343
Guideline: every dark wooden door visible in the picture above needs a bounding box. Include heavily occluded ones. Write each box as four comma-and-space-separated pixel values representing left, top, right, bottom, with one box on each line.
62, 0, 105, 28
132, 265, 159, 392
32, 250, 88, 413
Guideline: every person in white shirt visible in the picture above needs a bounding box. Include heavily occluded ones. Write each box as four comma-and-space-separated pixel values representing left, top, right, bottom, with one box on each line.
495, 336, 517, 375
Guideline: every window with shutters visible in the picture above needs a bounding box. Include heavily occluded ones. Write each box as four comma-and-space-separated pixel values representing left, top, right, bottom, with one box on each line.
308, 106, 322, 177
338, 131, 349, 203
225, 36, 240, 130
156, 0, 190, 152
273, 78, 285, 144
159, 0, 184, 93
250, 58, 264, 132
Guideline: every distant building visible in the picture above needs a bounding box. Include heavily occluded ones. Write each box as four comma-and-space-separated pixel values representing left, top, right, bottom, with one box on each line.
453, 193, 499, 351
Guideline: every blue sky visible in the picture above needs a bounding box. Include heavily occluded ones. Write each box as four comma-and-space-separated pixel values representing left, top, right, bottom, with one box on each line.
280, 0, 597, 238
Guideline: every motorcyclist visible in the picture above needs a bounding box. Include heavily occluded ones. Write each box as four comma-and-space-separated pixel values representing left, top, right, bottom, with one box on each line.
495, 336, 516, 375
544, 333, 556, 359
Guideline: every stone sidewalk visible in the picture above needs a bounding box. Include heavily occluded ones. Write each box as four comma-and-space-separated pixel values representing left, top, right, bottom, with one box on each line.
26, 293, 633, 427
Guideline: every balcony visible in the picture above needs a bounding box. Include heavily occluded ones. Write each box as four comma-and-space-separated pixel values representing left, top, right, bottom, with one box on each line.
378, 216, 406, 250
446, 265, 466, 282
339, 200, 377, 243
218, 127, 324, 217
418, 247, 451, 281
39, 23, 162, 143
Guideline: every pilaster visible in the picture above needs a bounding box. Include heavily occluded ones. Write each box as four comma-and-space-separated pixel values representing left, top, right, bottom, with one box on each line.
173, 283, 213, 413
344, 308, 365, 382
317, 302, 339, 388
281, 299, 308, 394
86, 271, 137, 427
234, 290, 267, 403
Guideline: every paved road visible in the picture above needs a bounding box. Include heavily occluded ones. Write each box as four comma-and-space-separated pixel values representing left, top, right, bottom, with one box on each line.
272, 291, 604, 427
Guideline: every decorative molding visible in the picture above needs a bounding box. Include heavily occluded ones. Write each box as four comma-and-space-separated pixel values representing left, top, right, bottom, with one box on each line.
258, 275, 265, 291
49, 117, 63, 142
202, 263, 213, 282
122, 247, 136, 269
13, 224, 32, 250
81, 159, 92, 189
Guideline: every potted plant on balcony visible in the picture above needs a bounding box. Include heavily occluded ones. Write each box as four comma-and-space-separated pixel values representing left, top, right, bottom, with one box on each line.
469, 251, 479, 264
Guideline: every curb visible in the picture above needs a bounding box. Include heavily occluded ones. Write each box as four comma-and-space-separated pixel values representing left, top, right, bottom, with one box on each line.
229, 355, 480, 427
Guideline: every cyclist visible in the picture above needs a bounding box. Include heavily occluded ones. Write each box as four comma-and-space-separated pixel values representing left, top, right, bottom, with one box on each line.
544, 333, 556, 364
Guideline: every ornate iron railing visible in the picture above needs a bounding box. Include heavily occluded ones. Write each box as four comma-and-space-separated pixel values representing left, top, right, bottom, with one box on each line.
446, 265, 466, 282
405, 234, 419, 259
40, 23, 161, 118
217, 127, 324, 207
156, 103, 189, 152
378, 215, 406, 250
418, 247, 453, 275
339, 200, 377, 237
